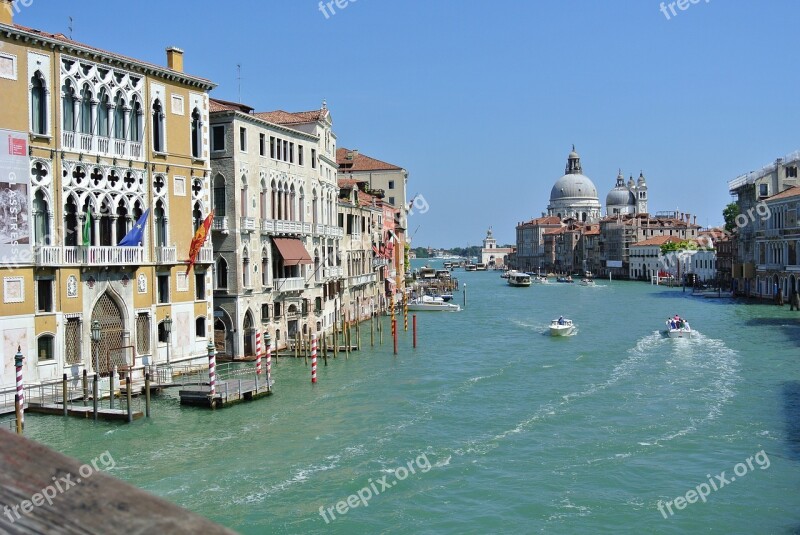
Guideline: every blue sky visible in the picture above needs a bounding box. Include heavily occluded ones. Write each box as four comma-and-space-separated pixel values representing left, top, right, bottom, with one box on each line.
15, 0, 800, 248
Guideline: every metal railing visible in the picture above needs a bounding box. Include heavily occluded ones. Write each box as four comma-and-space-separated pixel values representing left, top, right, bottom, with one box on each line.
63, 246, 144, 265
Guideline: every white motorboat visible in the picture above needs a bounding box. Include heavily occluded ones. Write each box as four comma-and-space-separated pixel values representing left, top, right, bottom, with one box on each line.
407, 295, 461, 312
464, 264, 477, 272
475, 263, 487, 271
580, 278, 595, 286
549, 317, 575, 336
529, 275, 548, 284
507, 271, 531, 287
665, 318, 692, 338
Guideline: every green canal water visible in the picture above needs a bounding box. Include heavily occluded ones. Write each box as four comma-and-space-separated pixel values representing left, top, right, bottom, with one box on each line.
20, 261, 800, 534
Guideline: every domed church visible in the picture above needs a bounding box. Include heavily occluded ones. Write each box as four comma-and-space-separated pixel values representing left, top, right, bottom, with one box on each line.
546, 146, 602, 223
606, 170, 648, 216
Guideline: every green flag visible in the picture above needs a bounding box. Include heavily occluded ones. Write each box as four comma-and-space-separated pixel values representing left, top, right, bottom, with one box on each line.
82, 211, 92, 246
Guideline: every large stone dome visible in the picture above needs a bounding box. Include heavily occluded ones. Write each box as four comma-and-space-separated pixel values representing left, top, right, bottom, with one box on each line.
550, 173, 600, 202
546, 147, 602, 223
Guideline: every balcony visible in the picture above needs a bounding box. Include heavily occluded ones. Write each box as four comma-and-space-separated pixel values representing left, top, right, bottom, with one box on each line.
61, 131, 143, 161
273, 277, 305, 293
197, 246, 214, 264
348, 273, 377, 287
155, 246, 177, 264
261, 219, 312, 236
240, 217, 256, 233
323, 266, 343, 278
63, 246, 144, 266
34, 246, 61, 266
314, 224, 344, 239
373, 258, 391, 268
213, 216, 229, 233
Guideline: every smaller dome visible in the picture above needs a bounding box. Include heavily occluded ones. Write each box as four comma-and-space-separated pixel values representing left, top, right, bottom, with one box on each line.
606, 188, 635, 207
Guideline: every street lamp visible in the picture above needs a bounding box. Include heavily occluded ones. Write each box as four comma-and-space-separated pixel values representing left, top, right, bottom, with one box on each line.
91, 320, 101, 373
164, 315, 173, 365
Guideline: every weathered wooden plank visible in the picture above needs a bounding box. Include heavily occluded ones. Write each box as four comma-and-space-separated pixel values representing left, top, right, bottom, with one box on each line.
0, 429, 236, 534
26, 405, 143, 421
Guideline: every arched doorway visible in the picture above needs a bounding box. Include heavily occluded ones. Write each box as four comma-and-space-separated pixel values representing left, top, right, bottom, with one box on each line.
91, 292, 125, 375
243, 310, 255, 357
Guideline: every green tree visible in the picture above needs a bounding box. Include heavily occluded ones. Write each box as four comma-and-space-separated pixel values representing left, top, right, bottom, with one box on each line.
723, 202, 739, 233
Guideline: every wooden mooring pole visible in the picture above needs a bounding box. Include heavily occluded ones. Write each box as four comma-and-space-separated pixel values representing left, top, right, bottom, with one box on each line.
92, 373, 98, 421
145, 372, 151, 418
62, 373, 68, 417
82, 369, 88, 406
126, 376, 133, 423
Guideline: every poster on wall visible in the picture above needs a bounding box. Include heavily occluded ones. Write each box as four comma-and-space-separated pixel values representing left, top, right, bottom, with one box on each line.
0, 129, 31, 264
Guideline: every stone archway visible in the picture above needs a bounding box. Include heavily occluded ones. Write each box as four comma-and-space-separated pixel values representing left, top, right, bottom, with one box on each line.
91, 292, 125, 375
243, 310, 255, 358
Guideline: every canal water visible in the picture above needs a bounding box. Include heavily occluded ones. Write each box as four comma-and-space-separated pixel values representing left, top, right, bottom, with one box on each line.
21, 261, 800, 534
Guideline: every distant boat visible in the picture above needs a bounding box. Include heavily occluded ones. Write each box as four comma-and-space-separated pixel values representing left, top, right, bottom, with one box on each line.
464, 264, 477, 272
407, 295, 461, 312
550, 317, 575, 336
475, 263, 487, 271
418, 267, 437, 279
664, 318, 692, 338
556, 276, 574, 283
531, 276, 549, 284
579, 278, 595, 286
507, 271, 532, 287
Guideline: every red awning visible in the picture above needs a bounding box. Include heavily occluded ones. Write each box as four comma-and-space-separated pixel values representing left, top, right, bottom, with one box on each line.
273, 238, 313, 266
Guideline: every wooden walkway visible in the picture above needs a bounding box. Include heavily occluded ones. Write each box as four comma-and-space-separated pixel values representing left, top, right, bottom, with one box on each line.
27, 403, 143, 421
179, 379, 274, 409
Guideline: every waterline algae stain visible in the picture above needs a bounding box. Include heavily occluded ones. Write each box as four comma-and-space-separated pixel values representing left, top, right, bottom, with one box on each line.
20, 262, 800, 533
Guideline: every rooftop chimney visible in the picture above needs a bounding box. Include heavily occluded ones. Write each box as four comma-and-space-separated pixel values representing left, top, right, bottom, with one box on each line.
166, 47, 184, 72
1, 0, 14, 25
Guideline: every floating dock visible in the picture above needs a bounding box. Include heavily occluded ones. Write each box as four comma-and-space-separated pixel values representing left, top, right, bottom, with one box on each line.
179, 379, 273, 409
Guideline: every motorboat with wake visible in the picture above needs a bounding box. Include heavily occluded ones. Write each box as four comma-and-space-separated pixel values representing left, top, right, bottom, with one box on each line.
550, 316, 575, 336
665, 316, 692, 338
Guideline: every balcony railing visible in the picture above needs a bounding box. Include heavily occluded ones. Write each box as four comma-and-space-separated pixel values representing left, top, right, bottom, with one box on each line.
373, 258, 391, 267
155, 246, 177, 264
323, 266, 343, 278
240, 217, 256, 232
349, 273, 377, 287
34, 246, 61, 266
63, 246, 144, 265
260, 219, 312, 235
197, 246, 214, 264
61, 131, 143, 160
314, 224, 344, 239
273, 277, 305, 293
213, 216, 229, 232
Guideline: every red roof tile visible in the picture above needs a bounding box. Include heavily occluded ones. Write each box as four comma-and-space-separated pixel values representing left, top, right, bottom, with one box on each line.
209, 98, 253, 114
254, 109, 327, 126
766, 186, 800, 202
337, 148, 403, 172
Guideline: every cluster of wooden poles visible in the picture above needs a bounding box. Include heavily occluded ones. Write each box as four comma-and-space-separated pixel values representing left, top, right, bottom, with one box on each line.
286, 295, 419, 383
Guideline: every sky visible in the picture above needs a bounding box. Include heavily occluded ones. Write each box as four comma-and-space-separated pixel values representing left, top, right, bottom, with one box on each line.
13, 0, 800, 248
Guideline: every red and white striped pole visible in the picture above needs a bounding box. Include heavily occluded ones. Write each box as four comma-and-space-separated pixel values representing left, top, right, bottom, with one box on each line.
14, 345, 24, 431
255, 331, 262, 376
265, 332, 272, 391
207, 341, 216, 397
311, 333, 317, 384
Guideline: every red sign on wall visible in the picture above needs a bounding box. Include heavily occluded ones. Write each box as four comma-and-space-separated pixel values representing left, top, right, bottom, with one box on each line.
7, 135, 26, 157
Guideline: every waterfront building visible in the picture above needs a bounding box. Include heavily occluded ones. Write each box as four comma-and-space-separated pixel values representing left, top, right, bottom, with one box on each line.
0, 6, 216, 390
480, 228, 513, 268
599, 212, 700, 278
728, 150, 800, 298
629, 236, 682, 281
514, 215, 561, 272
336, 179, 385, 321
546, 147, 602, 223
752, 186, 800, 299
337, 148, 408, 292
209, 98, 341, 355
